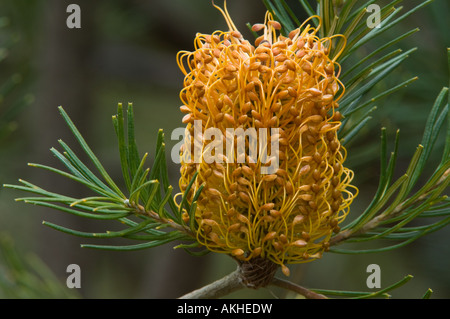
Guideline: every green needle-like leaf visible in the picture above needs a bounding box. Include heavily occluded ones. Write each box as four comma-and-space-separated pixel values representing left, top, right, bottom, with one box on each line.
80, 232, 190, 251
58, 106, 125, 199
178, 171, 200, 217
127, 103, 141, 179
422, 289, 433, 299
311, 274, 416, 299
112, 103, 131, 191
354, 275, 414, 299
5, 103, 196, 252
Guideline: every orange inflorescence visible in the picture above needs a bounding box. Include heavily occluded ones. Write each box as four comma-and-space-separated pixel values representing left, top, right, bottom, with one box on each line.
176, 4, 357, 275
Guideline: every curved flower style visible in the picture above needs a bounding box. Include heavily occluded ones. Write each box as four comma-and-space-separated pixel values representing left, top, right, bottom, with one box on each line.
176, 3, 358, 276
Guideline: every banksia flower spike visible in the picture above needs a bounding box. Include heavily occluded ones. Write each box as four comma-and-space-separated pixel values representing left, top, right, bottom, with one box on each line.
176, 1, 358, 280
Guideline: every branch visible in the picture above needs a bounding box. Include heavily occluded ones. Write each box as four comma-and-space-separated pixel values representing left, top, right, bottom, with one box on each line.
179, 266, 328, 299
329, 213, 385, 246
270, 277, 328, 299
129, 201, 194, 237
179, 267, 245, 299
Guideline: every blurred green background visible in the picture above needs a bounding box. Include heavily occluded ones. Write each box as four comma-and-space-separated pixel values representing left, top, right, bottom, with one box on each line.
0, 0, 448, 298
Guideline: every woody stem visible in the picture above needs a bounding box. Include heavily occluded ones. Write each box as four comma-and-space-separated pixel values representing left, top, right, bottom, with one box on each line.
270, 277, 328, 299
179, 267, 244, 299
178, 261, 327, 299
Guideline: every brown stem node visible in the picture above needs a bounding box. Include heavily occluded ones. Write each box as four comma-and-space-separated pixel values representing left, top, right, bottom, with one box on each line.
238, 257, 279, 289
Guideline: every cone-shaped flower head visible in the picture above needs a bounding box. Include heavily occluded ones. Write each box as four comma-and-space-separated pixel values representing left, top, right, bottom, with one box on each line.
176, 2, 357, 275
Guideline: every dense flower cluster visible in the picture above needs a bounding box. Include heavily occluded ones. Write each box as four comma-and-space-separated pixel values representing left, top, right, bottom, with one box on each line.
176, 4, 357, 275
